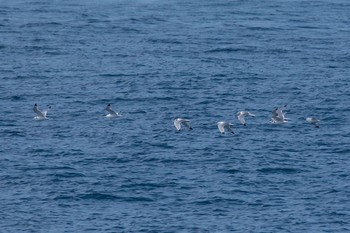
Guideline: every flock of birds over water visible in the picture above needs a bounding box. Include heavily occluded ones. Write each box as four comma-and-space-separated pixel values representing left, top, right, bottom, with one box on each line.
33, 103, 321, 134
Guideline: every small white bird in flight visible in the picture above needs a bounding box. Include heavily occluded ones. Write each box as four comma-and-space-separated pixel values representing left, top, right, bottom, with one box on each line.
236, 111, 255, 126
217, 121, 234, 134
33, 103, 50, 120
105, 104, 122, 118
174, 118, 193, 131
306, 117, 320, 128
271, 105, 288, 124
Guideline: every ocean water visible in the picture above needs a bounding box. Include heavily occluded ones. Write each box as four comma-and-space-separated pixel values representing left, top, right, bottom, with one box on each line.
1, 0, 349, 232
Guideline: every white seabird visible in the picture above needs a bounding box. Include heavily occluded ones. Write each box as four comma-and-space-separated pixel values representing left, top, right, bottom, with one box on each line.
174, 118, 193, 131
306, 117, 320, 128
105, 104, 122, 118
33, 103, 50, 120
217, 121, 234, 134
236, 111, 255, 126
271, 105, 288, 124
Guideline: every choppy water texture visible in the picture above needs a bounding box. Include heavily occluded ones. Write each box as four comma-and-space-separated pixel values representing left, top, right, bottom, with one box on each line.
1, 0, 350, 232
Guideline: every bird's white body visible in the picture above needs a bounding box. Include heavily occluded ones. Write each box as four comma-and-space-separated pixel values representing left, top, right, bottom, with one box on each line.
33, 104, 50, 120
271, 105, 288, 124
174, 118, 192, 131
306, 117, 320, 127
105, 104, 122, 118
217, 121, 234, 134
236, 111, 255, 126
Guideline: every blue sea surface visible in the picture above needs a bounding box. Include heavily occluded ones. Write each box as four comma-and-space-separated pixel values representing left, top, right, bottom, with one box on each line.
1, 0, 349, 232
